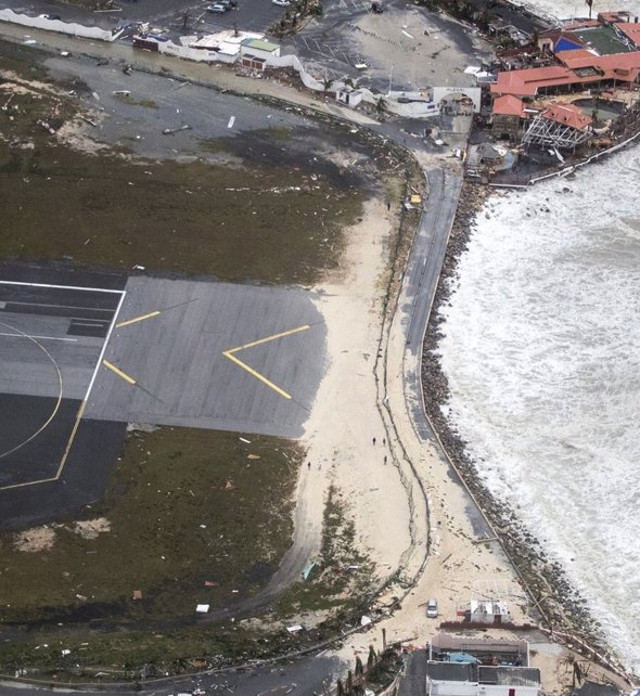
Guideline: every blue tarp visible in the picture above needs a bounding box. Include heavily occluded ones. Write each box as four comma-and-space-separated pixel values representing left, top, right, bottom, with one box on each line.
448, 652, 479, 664
555, 37, 583, 53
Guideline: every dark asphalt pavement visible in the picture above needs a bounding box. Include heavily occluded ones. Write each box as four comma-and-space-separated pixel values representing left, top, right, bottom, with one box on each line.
42, 54, 312, 161
0, 264, 129, 528
0, 0, 286, 35
288, 0, 489, 92
0, 652, 344, 696
394, 163, 494, 542
397, 650, 427, 696
401, 167, 459, 442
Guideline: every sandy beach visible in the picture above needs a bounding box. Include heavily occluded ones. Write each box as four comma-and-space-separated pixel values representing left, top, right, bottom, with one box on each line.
295, 172, 541, 678
293, 158, 635, 692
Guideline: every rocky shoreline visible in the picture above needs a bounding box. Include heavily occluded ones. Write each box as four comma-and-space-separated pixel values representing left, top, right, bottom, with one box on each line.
419, 180, 634, 684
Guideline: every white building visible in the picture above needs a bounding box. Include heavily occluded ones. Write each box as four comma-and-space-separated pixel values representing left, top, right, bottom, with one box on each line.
240, 38, 281, 70
426, 662, 541, 696
468, 600, 511, 625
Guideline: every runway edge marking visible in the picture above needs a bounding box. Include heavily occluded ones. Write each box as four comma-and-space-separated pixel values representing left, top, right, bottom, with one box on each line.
0, 280, 124, 294
0, 288, 126, 491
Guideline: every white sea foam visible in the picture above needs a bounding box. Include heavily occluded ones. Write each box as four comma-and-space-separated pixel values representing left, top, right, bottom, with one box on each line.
519, 0, 640, 21
436, 144, 640, 675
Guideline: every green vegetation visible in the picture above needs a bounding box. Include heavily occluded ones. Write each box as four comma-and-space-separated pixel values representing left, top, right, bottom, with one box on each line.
0, 46, 366, 284
0, 622, 281, 678
0, 141, 364, 282
276, 485, 374, 617
0, 481, 377, 676
0, 428, 300, 625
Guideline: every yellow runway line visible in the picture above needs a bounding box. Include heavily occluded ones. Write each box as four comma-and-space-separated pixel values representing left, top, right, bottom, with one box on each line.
116, 310, 160, 328
223, 351, 292, 399
103, 359, 137, 385
228, 324, 310, 353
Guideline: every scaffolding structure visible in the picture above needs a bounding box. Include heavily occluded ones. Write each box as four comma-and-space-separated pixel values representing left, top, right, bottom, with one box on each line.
522, 114, 592, 149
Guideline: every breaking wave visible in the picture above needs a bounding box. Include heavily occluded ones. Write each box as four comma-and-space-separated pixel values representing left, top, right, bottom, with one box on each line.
436, 144, 640, 674
520, 0, 640, 22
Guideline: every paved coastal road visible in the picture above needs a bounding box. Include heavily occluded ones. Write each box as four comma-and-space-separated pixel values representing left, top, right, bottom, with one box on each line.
401, 167, 460, 440
400, 165, 494, 540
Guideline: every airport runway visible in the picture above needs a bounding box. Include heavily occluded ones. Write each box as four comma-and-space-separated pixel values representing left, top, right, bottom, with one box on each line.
0, 269, 326, 528
86, 275, 326, 437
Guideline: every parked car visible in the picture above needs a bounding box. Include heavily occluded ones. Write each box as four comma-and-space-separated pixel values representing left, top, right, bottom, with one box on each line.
272, 0, 291, 6
426, 598, 438, 618
207, 3, 227, 11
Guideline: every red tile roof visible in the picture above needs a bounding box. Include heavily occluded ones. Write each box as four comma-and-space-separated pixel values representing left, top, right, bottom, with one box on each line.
560, 50, 640, 81
493, 94, 526, 117
492, 49, 640, 97
542, 102, 592, 130
491, 65, 585, 97
616, 22, 640, 48
556, 48, 600, 65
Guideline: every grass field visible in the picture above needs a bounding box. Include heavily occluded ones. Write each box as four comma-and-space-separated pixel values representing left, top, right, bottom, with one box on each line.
0, 142, 365, 283
0, 428, 300, 627
0, 477, 379, 675
0, 42, 368, 283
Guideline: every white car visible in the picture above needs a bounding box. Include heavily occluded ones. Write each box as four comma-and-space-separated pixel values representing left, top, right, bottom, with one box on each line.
272, 0, 291, 6
426, 598, 438, 618
207, 3, 227, 11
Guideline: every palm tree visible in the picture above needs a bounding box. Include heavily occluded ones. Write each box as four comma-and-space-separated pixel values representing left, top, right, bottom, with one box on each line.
367, 645, 376, 670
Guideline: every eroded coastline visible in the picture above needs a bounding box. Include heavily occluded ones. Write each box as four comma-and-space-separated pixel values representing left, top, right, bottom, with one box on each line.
420, 180, 635, 683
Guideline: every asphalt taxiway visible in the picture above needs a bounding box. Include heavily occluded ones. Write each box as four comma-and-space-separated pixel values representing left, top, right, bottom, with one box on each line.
0, 269, 326, 528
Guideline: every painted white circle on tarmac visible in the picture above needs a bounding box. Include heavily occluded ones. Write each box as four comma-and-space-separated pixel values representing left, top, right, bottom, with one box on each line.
0, 320, 63, 459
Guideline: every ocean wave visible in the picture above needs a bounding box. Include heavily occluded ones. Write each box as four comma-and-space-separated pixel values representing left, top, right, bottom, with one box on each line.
519, 0, 640, 21
436, 144, 640, 673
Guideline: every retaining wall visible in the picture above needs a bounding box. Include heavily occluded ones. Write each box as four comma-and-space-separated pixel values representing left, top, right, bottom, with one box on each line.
0, 8, 122, 41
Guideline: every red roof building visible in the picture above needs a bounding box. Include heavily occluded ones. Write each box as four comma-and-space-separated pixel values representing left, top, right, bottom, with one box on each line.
491, 49, 640, 98
541, 103, 592, 130
491, 65, 586, 97
616, 22, 640, 48
559, 50, 640, 80
493, 94, 526, 117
